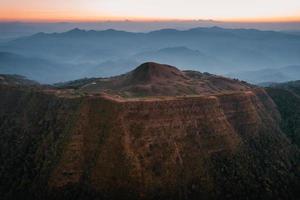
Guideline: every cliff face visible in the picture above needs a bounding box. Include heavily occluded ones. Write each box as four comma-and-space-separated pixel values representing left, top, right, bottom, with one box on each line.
1, 64, 299, 200
0, 85, 82, 199
84, 89, 298, 200
1, 83, 298, 200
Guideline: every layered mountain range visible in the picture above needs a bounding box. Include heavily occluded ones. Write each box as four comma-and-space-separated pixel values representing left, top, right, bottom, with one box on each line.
0, 62, 299, 200
1, 27, 300, 83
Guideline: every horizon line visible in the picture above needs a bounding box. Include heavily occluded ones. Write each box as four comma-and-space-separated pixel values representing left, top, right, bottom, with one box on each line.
1, 16, 300, 23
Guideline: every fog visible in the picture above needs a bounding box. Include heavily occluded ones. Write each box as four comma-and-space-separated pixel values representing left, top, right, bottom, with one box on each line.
0, 25, 299, 84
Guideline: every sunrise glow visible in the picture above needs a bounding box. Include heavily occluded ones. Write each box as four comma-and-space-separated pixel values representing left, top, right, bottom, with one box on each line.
0, 0, 300, 22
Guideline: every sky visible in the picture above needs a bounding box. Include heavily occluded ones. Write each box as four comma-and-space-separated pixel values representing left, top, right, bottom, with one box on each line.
0, 0, 300, 22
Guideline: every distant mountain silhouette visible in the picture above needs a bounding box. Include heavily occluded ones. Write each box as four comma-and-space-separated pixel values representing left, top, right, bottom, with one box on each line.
86, 59, 140, 77
134, 46, 223, 71
0, 52, 85, 83
1, 27, 300, 82
0, 74, 39, 86
228, 65, 300, 84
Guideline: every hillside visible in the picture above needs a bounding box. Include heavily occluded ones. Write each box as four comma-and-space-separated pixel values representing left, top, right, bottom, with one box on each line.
0, 63, 299, 200
0, 74, 39, 86
60, 62, 252, 97
266, 80, 300, 147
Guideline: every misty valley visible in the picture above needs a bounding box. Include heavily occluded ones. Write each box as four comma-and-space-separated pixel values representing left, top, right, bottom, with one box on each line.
0, 26, 300, 84
0, 25, 300, 200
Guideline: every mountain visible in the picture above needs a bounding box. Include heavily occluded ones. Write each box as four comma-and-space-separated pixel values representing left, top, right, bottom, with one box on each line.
283, 31, 300, 36
85, 58, 140, 77
0, 74, 39, 86
1, 22, 300, 39
59, 62, 252, 97
134, 47, 223, 72
266, 80, 300, 147
0, 52, 89, 83
0, 62, 299, 200
268, 80, 300, 94
228, 65, 300, 84
1, 27, 300, 82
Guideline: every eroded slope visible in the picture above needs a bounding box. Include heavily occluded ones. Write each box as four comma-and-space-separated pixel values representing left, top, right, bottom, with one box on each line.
0, 67, 299, 200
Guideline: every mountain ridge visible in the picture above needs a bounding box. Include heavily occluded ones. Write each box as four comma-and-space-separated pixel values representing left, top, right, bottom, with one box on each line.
25, 26, 300, 38
1, 26, 300, 83
58, 62, 253, 97
0, 63, 299, 199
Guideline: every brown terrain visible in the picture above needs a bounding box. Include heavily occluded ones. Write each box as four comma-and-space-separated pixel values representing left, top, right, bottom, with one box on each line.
0, 63, 299, 200
71, 62, 252, 97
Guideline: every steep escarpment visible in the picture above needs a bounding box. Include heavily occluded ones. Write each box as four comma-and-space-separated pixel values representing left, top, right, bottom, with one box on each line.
0, 67, 299, 200
0, 84, 82, 199
83, 89, 297, 200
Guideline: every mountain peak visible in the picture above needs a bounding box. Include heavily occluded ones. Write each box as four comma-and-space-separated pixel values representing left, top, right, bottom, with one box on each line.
65, 28, 86, 36
69, 28, 83, 32
135, 62, 178, 71
67, 62, 252, 97
130, 62, 186, 83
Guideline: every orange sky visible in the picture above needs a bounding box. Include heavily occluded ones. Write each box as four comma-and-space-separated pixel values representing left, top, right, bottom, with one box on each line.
1, 0, 300, 22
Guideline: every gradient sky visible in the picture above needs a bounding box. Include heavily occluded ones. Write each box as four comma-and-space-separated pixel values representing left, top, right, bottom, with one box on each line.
1, 0, 300, 22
